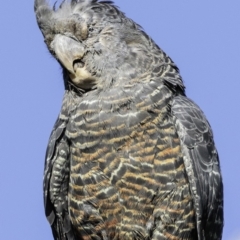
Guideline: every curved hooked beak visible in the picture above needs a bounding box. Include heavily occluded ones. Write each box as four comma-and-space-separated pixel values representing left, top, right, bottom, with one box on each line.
51, 34, 97, 89
51, 34, 85, 74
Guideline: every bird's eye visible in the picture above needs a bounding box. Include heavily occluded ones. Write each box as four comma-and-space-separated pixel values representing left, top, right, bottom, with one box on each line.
89, 27, 94, 32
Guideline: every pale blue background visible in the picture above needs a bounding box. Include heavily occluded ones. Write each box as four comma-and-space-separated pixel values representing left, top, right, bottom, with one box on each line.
0, 1, 239, 239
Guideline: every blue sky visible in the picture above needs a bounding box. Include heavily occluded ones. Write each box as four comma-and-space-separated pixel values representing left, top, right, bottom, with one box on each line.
0, 1, 239, 239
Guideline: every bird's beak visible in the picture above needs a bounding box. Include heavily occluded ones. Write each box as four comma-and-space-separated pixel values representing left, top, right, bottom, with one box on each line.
51, 34, 85, 74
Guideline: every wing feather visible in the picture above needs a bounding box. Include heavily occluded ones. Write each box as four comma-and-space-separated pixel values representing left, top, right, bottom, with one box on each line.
172, 95, 223, 240
44, 117, 67, 224
43, 91, 76, 240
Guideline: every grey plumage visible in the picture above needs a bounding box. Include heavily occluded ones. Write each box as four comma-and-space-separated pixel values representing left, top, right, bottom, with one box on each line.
34, 1, 223, 239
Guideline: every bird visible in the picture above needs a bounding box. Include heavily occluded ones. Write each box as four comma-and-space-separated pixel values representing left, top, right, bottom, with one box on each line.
34, 0, 224, 239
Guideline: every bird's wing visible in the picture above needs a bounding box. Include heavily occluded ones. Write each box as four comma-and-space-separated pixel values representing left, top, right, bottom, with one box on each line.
171, 95, 223, 240
43, 92, 75, 240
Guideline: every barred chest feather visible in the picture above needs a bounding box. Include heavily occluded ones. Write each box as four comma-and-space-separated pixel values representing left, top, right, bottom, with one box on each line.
63, 84, 196, 239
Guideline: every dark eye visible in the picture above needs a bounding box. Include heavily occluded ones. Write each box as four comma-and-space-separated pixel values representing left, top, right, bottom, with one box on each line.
89, 27, 94, 32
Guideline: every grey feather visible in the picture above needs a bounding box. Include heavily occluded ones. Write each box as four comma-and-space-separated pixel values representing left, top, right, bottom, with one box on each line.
35, 1, 223, 239
172, 96, 223, 240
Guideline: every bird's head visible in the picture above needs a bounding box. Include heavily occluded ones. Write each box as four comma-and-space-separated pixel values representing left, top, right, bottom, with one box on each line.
34, 0, 156, 92
35, 0, 184, 93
